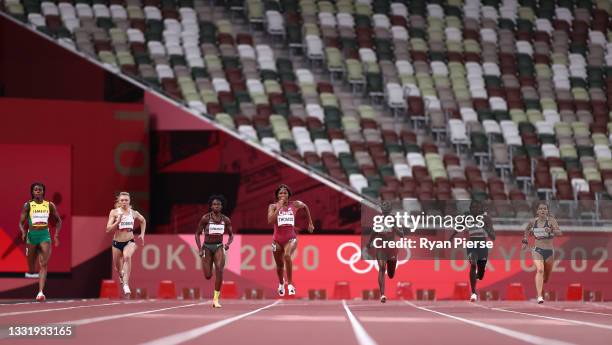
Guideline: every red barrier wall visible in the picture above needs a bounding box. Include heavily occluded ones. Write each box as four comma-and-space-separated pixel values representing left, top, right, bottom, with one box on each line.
128, 234, 612, 300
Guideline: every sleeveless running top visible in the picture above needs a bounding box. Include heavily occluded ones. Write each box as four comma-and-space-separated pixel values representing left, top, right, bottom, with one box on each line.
273, 203, 298, 242
117, 208, 135, 231
29, 200, 50, 230
532, 218, 553, 240
205, 213, 226, 236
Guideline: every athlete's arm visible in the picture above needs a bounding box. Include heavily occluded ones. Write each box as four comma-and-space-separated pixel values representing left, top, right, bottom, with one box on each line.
224, 217, 234, 250
294, 201, 314, 233
135, 210, 147, 244
522, 220, 533, 249
267, 204, 280, 224
50, 202, 62, 247
549, 217, 562, 236
19, 202, 29, 242
484, 215, 496, 241
195, 215, 206, 257
106, 210, 120, 233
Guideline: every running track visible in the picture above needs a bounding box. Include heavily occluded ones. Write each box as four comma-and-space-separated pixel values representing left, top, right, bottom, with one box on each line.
1, 299, 611, 344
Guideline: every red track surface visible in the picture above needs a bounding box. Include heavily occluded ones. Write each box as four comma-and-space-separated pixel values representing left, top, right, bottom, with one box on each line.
1, 299, 611, 345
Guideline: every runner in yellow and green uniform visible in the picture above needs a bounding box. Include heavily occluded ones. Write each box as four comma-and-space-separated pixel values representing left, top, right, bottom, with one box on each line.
19, 183, 62, 302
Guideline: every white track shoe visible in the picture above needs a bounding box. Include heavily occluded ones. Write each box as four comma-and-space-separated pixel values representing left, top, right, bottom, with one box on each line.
287, 284, 296, 296
278, 283, 285, 296
470, 293, 478, 302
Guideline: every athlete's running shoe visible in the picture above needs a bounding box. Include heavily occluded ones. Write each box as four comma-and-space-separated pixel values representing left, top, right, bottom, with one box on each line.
470, 293, 478, 302
537, 296, 544, 304
380, 295, 387, 303
287, 284, 296, 296
212, 300, 222, 308
123, 284, 131, 295
278, 283, 285, 296
36, 292, 46, 302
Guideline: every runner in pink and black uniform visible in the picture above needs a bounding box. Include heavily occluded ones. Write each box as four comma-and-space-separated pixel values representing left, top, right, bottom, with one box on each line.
267, 184, 314, 296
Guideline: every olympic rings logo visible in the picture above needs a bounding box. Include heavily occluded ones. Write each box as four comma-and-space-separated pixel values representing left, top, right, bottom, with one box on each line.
336, 242, 411, 274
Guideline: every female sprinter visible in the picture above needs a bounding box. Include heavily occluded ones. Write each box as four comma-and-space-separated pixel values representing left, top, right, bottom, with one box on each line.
267, 184, 314, 296
522, 203, 561, 304
195, 195, 234, 308
450, 200, 495, 302
19, 182, 62, 301
367, 201, 404, 303
106, 192, 146, 296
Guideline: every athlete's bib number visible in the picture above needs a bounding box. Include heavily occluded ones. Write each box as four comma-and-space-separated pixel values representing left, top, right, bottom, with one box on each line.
209, 223, 225, 235
31, 213, 49, 227
533, 228, 549, 239
277, 214, 295, 227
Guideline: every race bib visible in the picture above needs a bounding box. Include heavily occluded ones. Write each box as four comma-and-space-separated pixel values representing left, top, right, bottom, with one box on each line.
30, 213, 49, 226
277, 210, 295, 226
118, 219, 134, 230
533, 227, 549, 239
208, 222, 225, 235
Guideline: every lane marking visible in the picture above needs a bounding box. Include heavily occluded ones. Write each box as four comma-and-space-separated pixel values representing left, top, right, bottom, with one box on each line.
342, 300, 379, 345
491, 307, 612, 331
404, 301, 576, 345
139, 300, 281, 345
0, 302, 121, 317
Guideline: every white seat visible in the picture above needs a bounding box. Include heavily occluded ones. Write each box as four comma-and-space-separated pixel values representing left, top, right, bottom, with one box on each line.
431, 61, 449, 76
445, 27, 462, 42
349, 174, 369, 193
391, 26, 409, 41
396, 60, 414, 75
483, 62, 501, 77
41, 1, 59, 16
331, 139, 351, 156
337, 13, 355, 28
594, 145, 612, 160
359, 48, 377, 63
535, 121, 555, 135
386, 83, 405, 108
247, 79, 265, 95
238, 125, 258, 142
75, 4, 93, 18
262, 137, 281, 152
314, 139, 333, 156
373, 14, 390, 29
460, 108, 479, 123
542, 144, 560, 158
28, 13, 46, 27
318, 12, 337, 28
306, 104, 325, 122
212, 78, 230, 93
535, 19, 553, 33
266, 10, 284, 35
127, 29, 145, 43
571, 178, 589, 193
393, 163, 412, 179
305, 35, 324, 60
391, 3, 408, 18
406, 152, 426, 167
148, 41, 166, 56
448, 119, 469, 144
238, 44, 256, 59
93, 4, 110, 18
483, 120, 502, 135
144, 6, 162, 20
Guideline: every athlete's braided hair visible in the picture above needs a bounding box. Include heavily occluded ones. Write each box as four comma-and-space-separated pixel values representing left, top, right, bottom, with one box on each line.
275, 184, 292, 200
30, 182, 45, 199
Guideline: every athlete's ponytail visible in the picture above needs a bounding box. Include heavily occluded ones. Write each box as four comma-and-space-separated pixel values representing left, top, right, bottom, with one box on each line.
114, 192, 131, 209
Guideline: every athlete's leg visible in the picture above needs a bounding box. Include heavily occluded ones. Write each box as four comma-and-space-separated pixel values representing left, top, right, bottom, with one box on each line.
477, 259, 487, 280
112, 246, 124, 284
283, 239, 298, 285
387, 259, 397, 279
272, 241, 285, 285
121, 242, 137, 286
26, 243, 38, 274
377, 260, 387, 296
38, 242, 52, 293
468, 254, 478, 294
533, 254, 545, 299
213, 247, 225, 292
202, 247, 214, 280
543, 255, 554, 283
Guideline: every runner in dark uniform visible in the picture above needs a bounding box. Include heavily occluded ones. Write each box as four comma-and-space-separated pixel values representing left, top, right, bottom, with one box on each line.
267, 184, 314, 296
196, 194, 234, 308
522, 203, 561, 304
450, 200, 495, 301
19, 183, 62, 301
368, 201, 404, 303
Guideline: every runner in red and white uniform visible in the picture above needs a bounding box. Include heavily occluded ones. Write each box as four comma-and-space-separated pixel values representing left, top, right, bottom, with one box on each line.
267, 184, 314, 296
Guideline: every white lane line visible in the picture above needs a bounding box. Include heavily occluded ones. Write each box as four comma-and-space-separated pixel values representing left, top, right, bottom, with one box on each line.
563, 309, 612, 317
491, 307, 612, 331
139, 300, 281, 345
68, 302, 208, 326
0, 302, 121, 317
404, 301, 576, 345
342, 300, 379, 345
